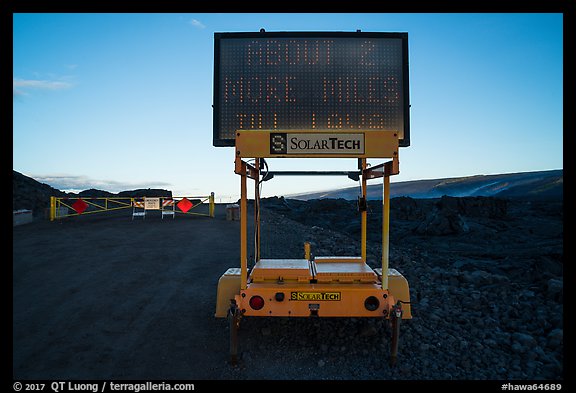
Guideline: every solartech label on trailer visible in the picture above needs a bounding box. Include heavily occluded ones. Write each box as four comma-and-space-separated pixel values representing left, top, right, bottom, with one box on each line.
213, 31, 410, 148
290, 292, 342, 301
270, 133, 365, 155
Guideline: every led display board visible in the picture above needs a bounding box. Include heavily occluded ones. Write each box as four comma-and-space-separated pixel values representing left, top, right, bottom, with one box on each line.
213, 31, 410, 147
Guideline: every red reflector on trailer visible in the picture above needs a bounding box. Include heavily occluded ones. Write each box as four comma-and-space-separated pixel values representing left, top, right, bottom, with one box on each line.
249, 295, 265, 310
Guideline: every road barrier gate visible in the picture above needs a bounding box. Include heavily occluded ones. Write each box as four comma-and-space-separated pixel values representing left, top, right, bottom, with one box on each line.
50, 193, 215, 221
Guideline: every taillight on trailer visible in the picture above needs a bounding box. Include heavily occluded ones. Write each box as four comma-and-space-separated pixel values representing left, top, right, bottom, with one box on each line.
364, 296, 380, 311
249, 295, 265, 310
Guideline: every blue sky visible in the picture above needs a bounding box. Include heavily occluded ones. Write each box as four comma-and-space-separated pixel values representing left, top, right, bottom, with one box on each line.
13, 13, 563, 202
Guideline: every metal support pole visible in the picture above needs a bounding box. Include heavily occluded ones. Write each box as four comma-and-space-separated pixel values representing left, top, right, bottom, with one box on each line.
254, 159, 260, 263
240, 170, 248, 290
229, 301, 240, 365
209, 192, 215, 217
382, 173, 391, 290
361, 159, 367, 262
50, 196, 56, 221
390, 301, 402, 366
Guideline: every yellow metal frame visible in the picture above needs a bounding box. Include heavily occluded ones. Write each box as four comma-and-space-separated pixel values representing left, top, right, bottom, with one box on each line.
224, 129, 409, 319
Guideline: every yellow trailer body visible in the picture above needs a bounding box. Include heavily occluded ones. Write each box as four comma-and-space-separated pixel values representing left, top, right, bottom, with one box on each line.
215, 261, 411, 319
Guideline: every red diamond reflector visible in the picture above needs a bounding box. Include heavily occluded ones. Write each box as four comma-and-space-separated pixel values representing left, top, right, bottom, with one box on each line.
177, 198, 193, 213
72, 198, 88, 214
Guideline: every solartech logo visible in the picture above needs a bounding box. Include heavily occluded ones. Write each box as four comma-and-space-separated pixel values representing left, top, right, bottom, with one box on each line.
270, 133, 365, 155
290, 292, 341, 301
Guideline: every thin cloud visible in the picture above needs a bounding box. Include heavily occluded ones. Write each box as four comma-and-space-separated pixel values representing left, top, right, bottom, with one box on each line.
13, 78, 73, 97
33, 174, 172, 194
189, 18, 206, 29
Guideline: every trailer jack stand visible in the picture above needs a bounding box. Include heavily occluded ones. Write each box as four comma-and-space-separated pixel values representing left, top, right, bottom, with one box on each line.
228, 300, 242, 365
389, 301, 403, 367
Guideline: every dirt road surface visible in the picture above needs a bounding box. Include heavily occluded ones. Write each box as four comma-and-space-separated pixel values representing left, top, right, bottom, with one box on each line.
14, 205, 250, 379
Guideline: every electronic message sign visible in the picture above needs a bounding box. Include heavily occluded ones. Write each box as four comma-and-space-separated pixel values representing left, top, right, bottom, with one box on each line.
213, 32, 410, 148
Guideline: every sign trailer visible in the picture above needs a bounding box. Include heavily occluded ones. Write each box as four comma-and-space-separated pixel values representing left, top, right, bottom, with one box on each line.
213, 31, 412, 366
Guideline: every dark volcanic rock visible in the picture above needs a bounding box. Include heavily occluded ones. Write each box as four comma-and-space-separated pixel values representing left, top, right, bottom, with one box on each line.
253, 199, 563, 380
390, 196, 425, 220
12, 170, 66, 216
252, 191, 563, 379
78, 189, 116, 198
415, 207, 470, 235
439, 195, 508, 218
117, 189, 172, 198
546, 278, 563, 302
